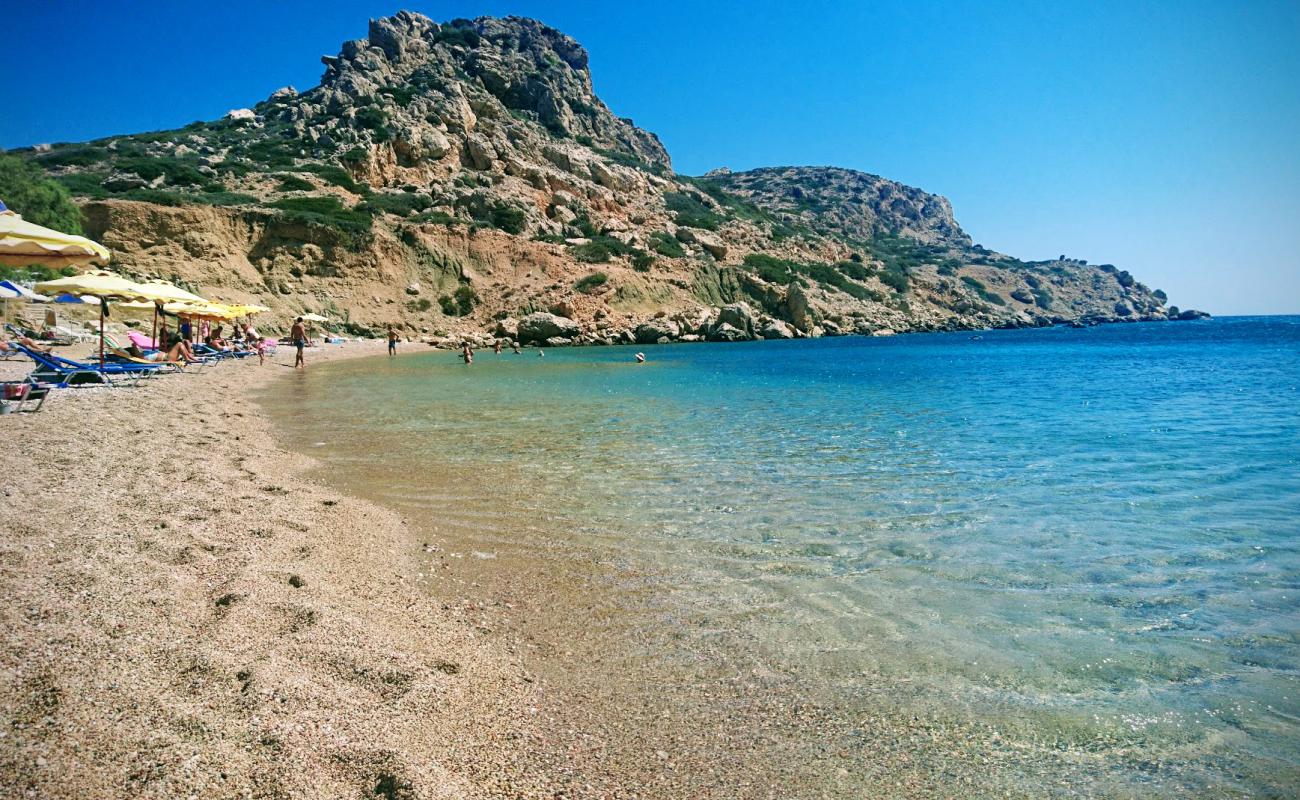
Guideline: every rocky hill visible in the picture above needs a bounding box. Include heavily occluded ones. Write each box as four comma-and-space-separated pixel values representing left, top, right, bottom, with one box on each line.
10, 12, 1195, 345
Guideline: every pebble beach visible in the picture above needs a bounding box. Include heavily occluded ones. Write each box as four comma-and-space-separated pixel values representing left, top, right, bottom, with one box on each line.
0, 342, 626, 799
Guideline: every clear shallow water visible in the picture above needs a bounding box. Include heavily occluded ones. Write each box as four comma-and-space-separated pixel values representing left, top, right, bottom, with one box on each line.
266, 317, 1300, 795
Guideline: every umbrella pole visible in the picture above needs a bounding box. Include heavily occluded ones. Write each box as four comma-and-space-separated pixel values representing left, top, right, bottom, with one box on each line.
99, 303, 105, 368
152, 303, 158, 350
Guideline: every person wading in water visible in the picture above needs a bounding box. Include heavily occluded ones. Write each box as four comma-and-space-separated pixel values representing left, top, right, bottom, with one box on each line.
291, 317, 307, 369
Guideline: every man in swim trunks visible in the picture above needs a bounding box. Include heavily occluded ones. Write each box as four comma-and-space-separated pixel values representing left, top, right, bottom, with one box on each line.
388, 326, 398, 356
291, 317, 306, 369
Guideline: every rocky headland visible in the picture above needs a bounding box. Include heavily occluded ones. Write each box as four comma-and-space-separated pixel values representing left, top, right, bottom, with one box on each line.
14, 12, 1204, 345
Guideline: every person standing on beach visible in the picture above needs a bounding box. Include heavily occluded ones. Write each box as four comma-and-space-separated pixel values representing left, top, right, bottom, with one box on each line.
291, 317, 307, 369
388, 326, 398, 356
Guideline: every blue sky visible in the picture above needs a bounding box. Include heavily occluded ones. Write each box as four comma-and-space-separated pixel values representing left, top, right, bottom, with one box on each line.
3, 0, 1297, 314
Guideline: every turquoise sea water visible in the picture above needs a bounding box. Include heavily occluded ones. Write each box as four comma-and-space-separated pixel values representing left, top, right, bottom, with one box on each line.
266, 317, 1300, 795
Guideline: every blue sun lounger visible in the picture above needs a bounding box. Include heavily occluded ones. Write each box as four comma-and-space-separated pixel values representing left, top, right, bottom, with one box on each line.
15, 343, 165, 388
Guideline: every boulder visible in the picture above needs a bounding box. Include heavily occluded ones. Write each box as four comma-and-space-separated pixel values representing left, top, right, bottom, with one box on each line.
518, 312, 579, 343
1177, 308, 1211, 320
465, 134, 496, 170
101, 172, 148, 192
674, 227, 728, 260
1011, 288, 1034, 303
785, 282, 817, 332
420, 129, 452, 159
707, 322, 748, 342
494, 317, 518, 338
543, 336, 573, 347
1113, 301, 1133, 316
759, 319, 795, 340
405, 282, 421, 296
635, 318, 680, 344
715, 302, 755, 336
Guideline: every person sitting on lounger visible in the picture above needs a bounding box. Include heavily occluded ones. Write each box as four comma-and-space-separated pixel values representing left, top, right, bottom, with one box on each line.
146, 339, 197, 364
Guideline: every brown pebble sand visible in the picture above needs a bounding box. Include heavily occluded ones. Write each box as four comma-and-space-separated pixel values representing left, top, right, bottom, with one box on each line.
0, 341, 604, 799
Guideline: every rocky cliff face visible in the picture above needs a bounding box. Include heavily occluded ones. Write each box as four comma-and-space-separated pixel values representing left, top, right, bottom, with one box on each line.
15, 12, 1186, 344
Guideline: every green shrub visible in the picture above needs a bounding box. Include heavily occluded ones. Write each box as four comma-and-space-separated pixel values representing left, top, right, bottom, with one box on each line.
299, 163, 365, 194
268, 195, 373, 235
570, 214, 598, 238
575, 272, 609, 293
434, 22, 481, 48
413, 297, 433, 312
115, 155, 206, 186
340, 147, 369, 165
438, 284, 478, 316
454, 284, 478, 315
379, 85, 418, 107
572, 241, 611, 263
276, 174, 315, 192
664, 191, 723, 230
631, 251, 654, 272
488, 203, 527, 234
198, 191, 256, 207
878, 268, 910, 294
743, 253, 795, 284
36, 146, 109, 167
53, 172, 109, 199
354, 106, 388, 131
649, 231, 685, 258
238, 137, 300, 169
363, 192, 432, 217
1032, 288, 1054, 309
937, 258, 961, 276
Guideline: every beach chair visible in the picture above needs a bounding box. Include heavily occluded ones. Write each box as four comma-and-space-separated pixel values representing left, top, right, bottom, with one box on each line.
0, 380, 50, 414
50, 324, 95, 343
14, 343, 162, 388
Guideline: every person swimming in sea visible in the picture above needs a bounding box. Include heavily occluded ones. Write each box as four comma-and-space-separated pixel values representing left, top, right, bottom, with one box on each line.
493, 339, 502, 354
461, 342, 473, 365
635, 352, 646, 364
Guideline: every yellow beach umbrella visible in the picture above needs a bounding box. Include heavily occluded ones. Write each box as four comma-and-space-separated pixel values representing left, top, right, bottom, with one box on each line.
133, 280, 209, 346
34, 270, 152, 366
0, 206, 111, 268
136, 279, 206, 304
300, 312, 329, 323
